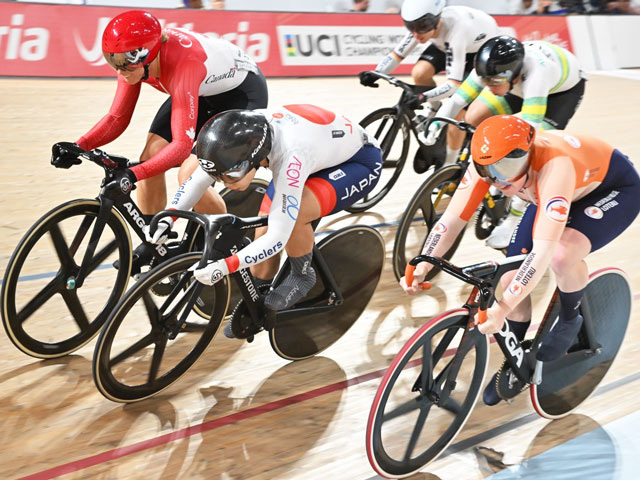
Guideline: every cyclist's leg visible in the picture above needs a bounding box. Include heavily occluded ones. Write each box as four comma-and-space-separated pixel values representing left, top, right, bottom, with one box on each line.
411, 45, 440, 87
446, 53, 478, 157
264, 144, 383, 310
136, 133, 169, 215
539, 150, 640, 360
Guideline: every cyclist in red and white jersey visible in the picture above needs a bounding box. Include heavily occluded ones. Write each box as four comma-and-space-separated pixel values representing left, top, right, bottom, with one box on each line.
402, 115, 640, 405
51, 10, 268, 267
147, 105, 383, 337
359, 0, 499, 169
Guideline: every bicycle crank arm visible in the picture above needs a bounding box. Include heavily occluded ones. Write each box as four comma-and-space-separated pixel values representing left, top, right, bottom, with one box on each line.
532, 360, 543, 385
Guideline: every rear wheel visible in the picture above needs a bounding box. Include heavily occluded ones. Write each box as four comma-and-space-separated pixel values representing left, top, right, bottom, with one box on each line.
531, 269, 631, 419
367, 311, 488, 478
1, 199, 131, 358
269, 226, 385, 360
392, 164, 466, 282
92, 252, 230, 403
346, 108, 410, 213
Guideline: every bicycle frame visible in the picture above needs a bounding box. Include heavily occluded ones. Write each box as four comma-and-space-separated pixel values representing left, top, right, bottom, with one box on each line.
151, 209, 346, 334
408, 254, 604, 388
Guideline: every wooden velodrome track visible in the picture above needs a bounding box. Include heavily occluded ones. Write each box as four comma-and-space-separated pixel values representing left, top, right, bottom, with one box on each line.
1, 72, 639, 480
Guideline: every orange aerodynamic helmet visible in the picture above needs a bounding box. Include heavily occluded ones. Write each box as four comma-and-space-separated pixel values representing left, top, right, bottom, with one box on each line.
471, 115, 535, 185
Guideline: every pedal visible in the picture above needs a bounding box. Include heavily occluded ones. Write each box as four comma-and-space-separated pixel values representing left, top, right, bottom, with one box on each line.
229, 283, 272, 340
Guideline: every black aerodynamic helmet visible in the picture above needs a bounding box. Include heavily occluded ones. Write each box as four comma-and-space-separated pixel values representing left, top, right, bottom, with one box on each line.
474, 36, 525, 85
196, 110, 272, 183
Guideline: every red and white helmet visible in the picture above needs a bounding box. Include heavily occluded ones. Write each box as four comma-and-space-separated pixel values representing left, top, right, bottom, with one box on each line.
102, 10, 162, 71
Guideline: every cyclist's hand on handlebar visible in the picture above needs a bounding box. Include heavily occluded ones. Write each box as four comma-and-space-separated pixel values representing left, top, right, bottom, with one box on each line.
103, 168, 137, 199
145, 216, 174, 245
359, 71, 379, 88
400, 261, 431, 295
406, 93, 425, 110
193, 258, 229, 286
422, 120, 444, 146
51, 142, 82, 169
475, 304, 506, 335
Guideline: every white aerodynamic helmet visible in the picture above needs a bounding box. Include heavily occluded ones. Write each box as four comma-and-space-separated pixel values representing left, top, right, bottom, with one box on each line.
401, 0, 444, 33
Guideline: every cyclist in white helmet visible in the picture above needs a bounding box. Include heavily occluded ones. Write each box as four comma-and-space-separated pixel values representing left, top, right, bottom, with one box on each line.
359, 0, 500, 170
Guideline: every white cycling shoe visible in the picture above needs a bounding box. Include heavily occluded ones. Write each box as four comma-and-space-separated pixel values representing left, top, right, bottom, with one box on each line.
486, 213, 520, 249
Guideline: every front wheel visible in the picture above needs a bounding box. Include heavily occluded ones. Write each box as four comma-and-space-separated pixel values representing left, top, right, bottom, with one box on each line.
346, 108, 410, 213
366, 311, 488, 478
1, 199, 131, 358
392, 164, 466, 282
92, 252, 230, 403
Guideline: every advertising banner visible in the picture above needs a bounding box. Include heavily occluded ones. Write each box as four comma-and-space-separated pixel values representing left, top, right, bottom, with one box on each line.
0, 3, 572, 77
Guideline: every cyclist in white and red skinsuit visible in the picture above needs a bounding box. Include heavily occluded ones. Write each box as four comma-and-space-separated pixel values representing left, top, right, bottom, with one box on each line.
67, 11, 268, 217
147, 105, 383, 336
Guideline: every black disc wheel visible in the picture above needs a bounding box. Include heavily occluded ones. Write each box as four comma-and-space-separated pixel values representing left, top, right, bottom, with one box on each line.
346, 108, 410, 213
269, 226, 385, 360
392, 164, 466, 282
92, 252, 230, 403
531, 268, 631, 419
366, 311, 488, 478
474, 194, 509, 240
1, 199, 131, 358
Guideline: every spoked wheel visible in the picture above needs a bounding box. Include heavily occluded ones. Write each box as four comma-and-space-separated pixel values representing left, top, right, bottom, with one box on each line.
531, 268, 631, 419
189, 179, 269, 320
367, 311, 489, 478
474, 193, 509, 240
269, 226, 385, 360
392, 164, 466, 281
346, 108, 410, 213
1, 199, 131, 358
92, 252, 230, 403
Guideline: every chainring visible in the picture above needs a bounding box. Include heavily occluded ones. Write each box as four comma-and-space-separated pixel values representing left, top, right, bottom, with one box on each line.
495, 340, 533, 402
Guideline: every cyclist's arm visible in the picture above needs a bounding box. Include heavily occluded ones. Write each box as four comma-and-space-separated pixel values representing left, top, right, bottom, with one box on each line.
434, 69, 484, 120
130, 61, 205, 181
375, 32, 419, 74
420, 166, 490, 260
519, 69, 557, 130
223, 155, 309, 274
499, 157, 576, 313
167, 165, 214, 212
76, 77, 141, 150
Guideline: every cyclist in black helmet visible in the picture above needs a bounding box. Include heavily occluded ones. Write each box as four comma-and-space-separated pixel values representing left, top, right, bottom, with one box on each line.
147, 105, 383, 338
422, 35, 587, 250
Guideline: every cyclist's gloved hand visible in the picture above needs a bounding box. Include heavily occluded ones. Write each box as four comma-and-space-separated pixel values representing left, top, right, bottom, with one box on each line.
400, 261, 431, 295
476, 303, 508, 335
51, 142, 82, 169
193, 258, 229, 286
406, 93, 425, 110
145, 216, 174, 245
421, 120, 444, 146
103, 168, 137, 199
359, 71, 379, 88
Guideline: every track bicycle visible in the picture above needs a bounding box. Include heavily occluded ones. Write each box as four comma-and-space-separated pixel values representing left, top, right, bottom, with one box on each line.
1, 144, 266, 359
348, 71, 448, 213
366, 254, 631, 478
392, 117, 509, 281
92, 209, 385, 402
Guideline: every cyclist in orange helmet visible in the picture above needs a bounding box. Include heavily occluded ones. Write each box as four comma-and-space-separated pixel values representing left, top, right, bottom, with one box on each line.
402, 114, 640, 405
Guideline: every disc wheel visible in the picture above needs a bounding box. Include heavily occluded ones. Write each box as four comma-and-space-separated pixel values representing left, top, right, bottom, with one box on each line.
92, 252, 230, 403
367, 311, 488, 478
392, 164, 466, 282
1, 199, 131, 358
269, 226, 385, 360
346, 108, 410, 213
531, 268, 631, 419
